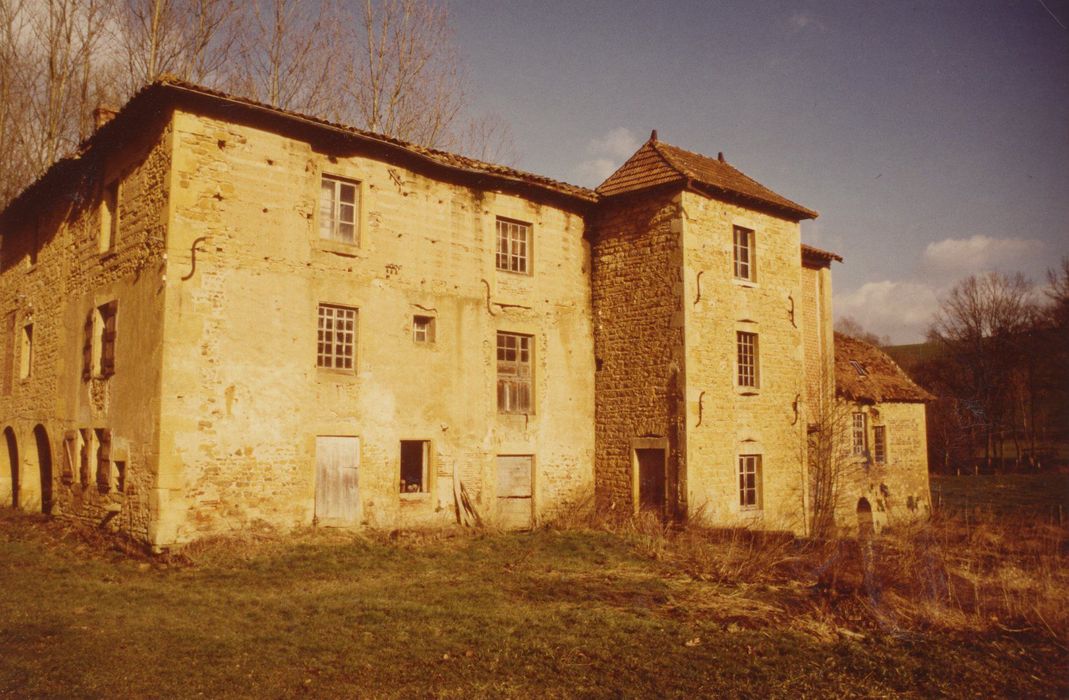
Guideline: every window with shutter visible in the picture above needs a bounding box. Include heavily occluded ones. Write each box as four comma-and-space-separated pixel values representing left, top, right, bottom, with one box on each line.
95, 428, 111, 492
82, 311, 93, 381
79, 429, 92, 485
100, 301, 117, 378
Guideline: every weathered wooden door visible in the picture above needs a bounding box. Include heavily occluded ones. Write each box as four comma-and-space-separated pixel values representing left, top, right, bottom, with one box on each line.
496, 455, 533, 530
637, 448, 666, 514
315, 436, 360, 525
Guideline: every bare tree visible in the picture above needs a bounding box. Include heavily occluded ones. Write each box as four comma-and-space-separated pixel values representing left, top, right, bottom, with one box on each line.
834, 315, 889, 347
805, 368, 866, 538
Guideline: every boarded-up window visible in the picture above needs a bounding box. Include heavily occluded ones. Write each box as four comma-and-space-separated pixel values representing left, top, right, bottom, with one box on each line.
61, 431, 77, 485
79, 428, 92, 485
315, 436, 360, 524
497, 332, 532, 414
2, 311, 14, 394
495, 218, 531, 273
496, 455, 533, 530
319, 176, 359, 244
317, 304, 356, 370
100, 180, 119, 253
95, 428, 111, 492
400, 440, 429, 493
873, 425, 887, 465
99, 302, 117, 378
739, 454, 761, 510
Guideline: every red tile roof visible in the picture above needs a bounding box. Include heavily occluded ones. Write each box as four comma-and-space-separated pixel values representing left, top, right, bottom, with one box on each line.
596, 136, 818, 221
801, 243, 843, 266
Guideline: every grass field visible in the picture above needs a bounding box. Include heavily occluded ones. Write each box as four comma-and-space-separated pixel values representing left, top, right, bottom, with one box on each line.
1, 474, 1066, 698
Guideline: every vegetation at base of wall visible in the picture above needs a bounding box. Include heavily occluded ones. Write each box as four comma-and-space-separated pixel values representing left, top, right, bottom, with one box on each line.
1, 474, 1066, 699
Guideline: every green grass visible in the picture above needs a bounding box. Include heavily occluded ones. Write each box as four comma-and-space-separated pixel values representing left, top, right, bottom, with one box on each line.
931, 472, 1069, 520
1, 501, 1066, 698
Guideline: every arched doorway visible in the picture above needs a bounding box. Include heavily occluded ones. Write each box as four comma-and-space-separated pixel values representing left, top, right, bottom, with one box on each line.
33, 425, 53, 515
3, 427, 18, 509
857, 497, 875, 540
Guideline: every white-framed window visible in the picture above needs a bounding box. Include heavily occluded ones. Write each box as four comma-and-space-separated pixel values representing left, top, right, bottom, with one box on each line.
319, 175, 359, 244
497, 331, 532, 413
852, 412, 867, 457
733, 226, 755, 281
400, 440, 430, 493
736, 331, 758, 388
413, 315, 435, 343
317, 304, 357, 370
739, 454, 761, 510
100, 180, 119, 253
873, 425, 887, 465
496, 218, 531, 274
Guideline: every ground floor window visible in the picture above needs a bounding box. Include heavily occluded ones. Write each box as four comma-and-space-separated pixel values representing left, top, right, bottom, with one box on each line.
738, 454, 761, 510
400, 440, 429, 493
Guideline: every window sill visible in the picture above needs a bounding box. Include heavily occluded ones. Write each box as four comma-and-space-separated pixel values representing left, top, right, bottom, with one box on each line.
732, 278, 758, 289
734, 387, 760, 396
99, 250, 118, 260
496, 268, 532, 277
400, 492, 431, 501
316, 367, 358, 382
313, 238, 361, 257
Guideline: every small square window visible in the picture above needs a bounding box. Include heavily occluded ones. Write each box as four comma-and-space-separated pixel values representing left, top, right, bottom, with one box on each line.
733, 226, 755, 281
496, 218, 531, 274
739, 454, 761, 510
400, 440, 430, 493
413, 315, 435, 343
317, 304, 357, 370
319, 175, 359, 244
736, 331, 758, 388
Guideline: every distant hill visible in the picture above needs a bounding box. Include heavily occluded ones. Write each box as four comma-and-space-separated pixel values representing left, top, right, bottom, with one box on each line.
883, 342, 939, 372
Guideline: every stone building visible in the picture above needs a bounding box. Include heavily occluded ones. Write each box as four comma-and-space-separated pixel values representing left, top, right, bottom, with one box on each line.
0, 79, 930, 548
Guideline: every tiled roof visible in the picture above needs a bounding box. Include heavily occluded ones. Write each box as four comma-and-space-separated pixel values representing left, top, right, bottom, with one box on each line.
801, 243, 843, 265
834, 333, 934, 403
0, 77, 595, 224
596, 136, 818, 221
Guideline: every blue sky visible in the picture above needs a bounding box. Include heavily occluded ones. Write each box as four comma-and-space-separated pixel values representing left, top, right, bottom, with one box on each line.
448, 0, 1069, 343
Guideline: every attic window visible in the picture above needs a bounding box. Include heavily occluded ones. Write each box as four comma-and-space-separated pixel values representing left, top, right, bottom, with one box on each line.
849, 360, 867, 377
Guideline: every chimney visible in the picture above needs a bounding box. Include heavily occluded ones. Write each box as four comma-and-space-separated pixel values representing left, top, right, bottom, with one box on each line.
717, 151, 725, 162
93, 105, 117, 130
650, 129, 658, 141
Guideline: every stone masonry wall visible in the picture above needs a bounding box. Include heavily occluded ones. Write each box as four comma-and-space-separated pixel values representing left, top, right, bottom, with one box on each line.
154, 109, 595, 545
589, 191, 684, 514
0, 116, 172, 541
681, 191, 809, 532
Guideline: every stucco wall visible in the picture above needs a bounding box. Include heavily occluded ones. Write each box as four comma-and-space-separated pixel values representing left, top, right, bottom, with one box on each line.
680, 191, 808, 532
0, 116, 172, 540
155, 109, 595, 544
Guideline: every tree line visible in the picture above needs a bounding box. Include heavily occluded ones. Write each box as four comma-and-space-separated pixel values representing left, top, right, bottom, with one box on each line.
0, 0, 515, 210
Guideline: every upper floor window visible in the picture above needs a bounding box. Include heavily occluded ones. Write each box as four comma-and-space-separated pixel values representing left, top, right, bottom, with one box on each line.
496, 218, 530, 274
497, 331, 532, 413
319, 176, 359, 244
413, 315, 435, 343
100, 180, 119, 253
852, 412, 867, 457
84, 301, 118, 380
317, 304, 357, 370
736, 331, 758, 388
739, 454, 761, 510
873, 425, 887, 464
733, 226, 754, 281
18, 323, 32, 379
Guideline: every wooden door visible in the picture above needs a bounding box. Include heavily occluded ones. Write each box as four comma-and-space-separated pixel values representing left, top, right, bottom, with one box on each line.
636, 448, 666, 514
496, 455, 532, 530
315, 436, 360, 525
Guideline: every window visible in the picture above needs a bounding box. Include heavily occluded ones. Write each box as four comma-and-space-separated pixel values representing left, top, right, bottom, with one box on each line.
18, 323, 32, 379
317, 304, 356, 370
873, 425, 887, 465
736, 331, 758, 388
79, 428, 93, 485
739, 454, 761, 510
319, 175, 359, 244
852, 412, 867, 457
497, 332, 532, 413
400, 440, 429, 493
849, 360, 867, 377
412, 315, 435, 343
95, 428, 111, 492
496, 218, 531, 274
733, 226, 755, 281
100, 180, 118, 253
84, 301, 117, 380
61, 431, 77, 485
2, 311, 14, 395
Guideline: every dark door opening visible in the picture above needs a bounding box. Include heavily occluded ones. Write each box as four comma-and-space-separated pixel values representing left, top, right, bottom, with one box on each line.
4, 427, 17, 509
33, 425, 52, 514
636, 448, 666, 514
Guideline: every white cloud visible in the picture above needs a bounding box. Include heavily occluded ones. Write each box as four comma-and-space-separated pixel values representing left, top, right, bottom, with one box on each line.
573, 127, 640, 187
834, 280, 941, 344
921, 235, 1046, 278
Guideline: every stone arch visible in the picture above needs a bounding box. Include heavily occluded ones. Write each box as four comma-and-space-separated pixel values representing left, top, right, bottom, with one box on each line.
32, 424, 53, 515
856, 497, 875, 540
2, 427, 17, 508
